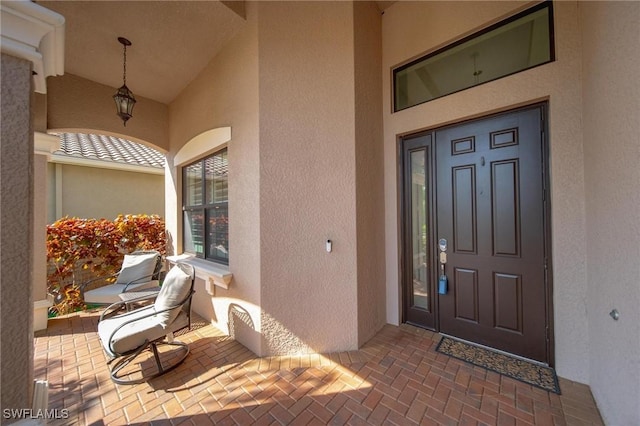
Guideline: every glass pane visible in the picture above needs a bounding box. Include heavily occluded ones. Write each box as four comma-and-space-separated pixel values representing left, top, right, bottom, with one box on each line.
184, 162, 203, 206
184, 210, 204, 257
410, 150, 429, 311
394, 4, 552, 111
206, 149, 228, 205
207, 206, 229, 263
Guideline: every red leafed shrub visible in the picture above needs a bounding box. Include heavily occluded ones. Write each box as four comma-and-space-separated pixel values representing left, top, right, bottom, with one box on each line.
47, 214, 166, 315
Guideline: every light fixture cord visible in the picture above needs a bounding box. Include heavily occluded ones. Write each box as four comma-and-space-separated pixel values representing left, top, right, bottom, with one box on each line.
473, 53, 478, 84
472, 52, 482, 85
122, 43, 127, 86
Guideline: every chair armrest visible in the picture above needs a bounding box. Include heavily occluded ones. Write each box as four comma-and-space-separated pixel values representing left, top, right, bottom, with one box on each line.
103, 290, 195, 355
121, 273, 158, 292
118, 291, 159, 304
102, 290, 194, 325
79, 272, 119, 292
99, 300, 130, 321
99, 291, 159, 321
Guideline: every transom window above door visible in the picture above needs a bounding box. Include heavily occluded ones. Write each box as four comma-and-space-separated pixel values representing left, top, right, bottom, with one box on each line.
183, 148, 228, 264
393, 1, 554, 112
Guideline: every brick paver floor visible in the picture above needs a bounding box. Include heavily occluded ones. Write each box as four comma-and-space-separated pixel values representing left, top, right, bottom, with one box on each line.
34, 310, 603, 425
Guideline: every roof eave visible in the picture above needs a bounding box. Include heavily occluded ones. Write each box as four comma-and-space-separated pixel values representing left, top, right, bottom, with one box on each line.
49, 154, 165, 175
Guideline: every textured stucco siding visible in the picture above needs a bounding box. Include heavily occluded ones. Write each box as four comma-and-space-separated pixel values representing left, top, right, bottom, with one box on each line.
49, 163, 165, 221
1, 53, 34, 415
581, 2, 640, 424
258, 1, 359, 355
354, 1, 386, 346
33, 155, 49, 302
168, 1, 386, 356
168, 2, 261, 355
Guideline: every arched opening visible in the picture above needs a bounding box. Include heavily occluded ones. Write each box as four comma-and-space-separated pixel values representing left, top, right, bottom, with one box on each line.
46, 131, 166, 222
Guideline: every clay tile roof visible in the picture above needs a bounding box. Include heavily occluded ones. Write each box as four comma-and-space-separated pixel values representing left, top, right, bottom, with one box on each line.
55, 133, 165, 169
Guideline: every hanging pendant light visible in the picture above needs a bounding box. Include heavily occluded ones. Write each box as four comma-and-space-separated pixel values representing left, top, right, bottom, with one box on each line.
113, 37, 136, 126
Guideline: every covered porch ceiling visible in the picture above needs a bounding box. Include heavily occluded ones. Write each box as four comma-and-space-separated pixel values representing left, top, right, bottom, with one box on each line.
36, 1, 395, 105
36, 0, 247, 104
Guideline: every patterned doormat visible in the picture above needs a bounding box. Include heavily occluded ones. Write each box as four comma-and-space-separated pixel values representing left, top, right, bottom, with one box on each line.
435, 336, 561, 394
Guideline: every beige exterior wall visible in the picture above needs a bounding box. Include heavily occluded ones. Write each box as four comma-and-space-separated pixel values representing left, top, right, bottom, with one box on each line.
258, 1, 359, 354
46, 73, 170, 151
47, 163, 165, 222
1, 53, 34, 416
580, 2, 640, 424
10, 0, 636, 421
34, 94, 47, 133
382, 1, 589, 381
168, 2, 262, 354
354, 1, 386, 346
34, 133, 58, 332
33, 154, 49, 301
167, 1, 387, 356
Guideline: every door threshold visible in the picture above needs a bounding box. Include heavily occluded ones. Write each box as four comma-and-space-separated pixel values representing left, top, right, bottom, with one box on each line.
404, 321, 435, 332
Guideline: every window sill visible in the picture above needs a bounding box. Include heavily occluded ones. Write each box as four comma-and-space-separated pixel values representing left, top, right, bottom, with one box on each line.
166, 254, 233, 290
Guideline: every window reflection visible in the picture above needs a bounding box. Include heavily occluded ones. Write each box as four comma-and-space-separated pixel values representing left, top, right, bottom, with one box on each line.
410, 150, 429, 311
394, 3, 553, 111
183, 148, 229, 264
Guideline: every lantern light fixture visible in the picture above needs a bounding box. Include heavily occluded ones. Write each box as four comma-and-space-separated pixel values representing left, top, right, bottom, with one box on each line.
113, 37, 136, 126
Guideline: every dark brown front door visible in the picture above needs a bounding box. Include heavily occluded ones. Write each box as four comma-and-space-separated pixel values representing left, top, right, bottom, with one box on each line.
401, 104, 551, 363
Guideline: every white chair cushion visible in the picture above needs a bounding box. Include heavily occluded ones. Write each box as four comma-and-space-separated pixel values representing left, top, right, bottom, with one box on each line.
116, 252, 159, 285
98, 306, 189, 357
154, 265, 192, 327
84, 280, 159, 305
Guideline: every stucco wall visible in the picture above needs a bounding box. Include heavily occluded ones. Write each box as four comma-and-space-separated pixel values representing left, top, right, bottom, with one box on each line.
258, 1, 359, 355
168, 2, 261, 355
33, 155, 48, 301
581, 2, 640, 424
168, 1, 386, 356
1, 53, 34, 415
48, 163, 164, 222
382, 1, 589, 382
46, 73, 169, 151
354, 1, 386, 346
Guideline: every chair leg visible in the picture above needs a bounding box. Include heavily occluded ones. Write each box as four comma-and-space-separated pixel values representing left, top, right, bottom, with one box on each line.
109, 340, 190, 385
151, 343, 164, 374
110, 342, 149, 384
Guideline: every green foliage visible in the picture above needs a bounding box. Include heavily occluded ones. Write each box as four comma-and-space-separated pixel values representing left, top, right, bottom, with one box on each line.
47, 214, 166, 315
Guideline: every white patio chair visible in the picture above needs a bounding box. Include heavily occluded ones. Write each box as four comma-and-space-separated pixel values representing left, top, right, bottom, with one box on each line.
97, 262, 195, 385
80, 250, 163, 306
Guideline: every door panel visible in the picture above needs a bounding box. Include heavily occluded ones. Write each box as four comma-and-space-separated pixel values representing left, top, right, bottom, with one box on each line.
493, 272, 523, 332
436, 106, 548, 362
453, 267, 479, 323
492, 160, 520, 256
452, 165, 477, 254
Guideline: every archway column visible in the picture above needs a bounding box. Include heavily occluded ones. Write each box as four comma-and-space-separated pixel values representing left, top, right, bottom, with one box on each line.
1, 2, 64, 416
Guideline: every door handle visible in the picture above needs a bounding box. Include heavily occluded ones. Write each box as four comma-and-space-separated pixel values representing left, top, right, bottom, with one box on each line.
438, 238, 448, 294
